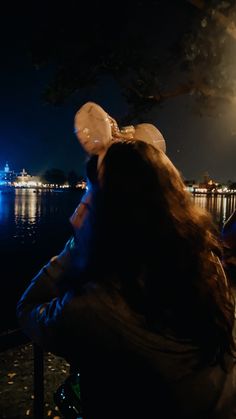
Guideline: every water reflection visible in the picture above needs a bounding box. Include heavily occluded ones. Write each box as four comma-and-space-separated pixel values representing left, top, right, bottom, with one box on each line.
192, 194, 236, 229
14, 189, 41, 243
0, 190, 235, 245
12, 188, 82, 245
14, 189, 40, 220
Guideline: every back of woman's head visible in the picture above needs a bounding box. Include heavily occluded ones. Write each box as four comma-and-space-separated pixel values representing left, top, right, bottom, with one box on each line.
83, 140, 235, 364
96, 141, 178, 269
97, 140, 213, 269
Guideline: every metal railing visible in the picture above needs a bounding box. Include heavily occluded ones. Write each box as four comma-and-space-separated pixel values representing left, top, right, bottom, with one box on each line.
0, 328, 45, 419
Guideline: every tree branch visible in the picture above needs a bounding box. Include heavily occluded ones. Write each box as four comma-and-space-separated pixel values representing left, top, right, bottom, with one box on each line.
128, 80, 235, 105
187, 0, 236, 40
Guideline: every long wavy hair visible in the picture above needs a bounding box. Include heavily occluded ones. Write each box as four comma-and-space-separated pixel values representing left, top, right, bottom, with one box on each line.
78, 140, 235, 365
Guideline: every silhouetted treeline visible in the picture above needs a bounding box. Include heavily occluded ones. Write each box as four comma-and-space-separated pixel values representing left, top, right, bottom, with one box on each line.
41, 168, 84, 187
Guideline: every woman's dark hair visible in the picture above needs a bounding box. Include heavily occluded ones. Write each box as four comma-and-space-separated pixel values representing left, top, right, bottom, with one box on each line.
80, 140, 235, 365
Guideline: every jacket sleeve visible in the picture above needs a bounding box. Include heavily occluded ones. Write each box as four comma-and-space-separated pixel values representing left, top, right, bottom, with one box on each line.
16, 201, 95, 355
16, 238, 79, 355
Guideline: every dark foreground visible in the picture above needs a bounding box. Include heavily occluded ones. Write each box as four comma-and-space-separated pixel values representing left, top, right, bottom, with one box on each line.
0, 343, 70, 418
1, 283, 235, 419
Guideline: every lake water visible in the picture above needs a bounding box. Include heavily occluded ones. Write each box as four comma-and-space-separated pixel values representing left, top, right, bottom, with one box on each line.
0, 189, 236, 333
0, 188, 84, 333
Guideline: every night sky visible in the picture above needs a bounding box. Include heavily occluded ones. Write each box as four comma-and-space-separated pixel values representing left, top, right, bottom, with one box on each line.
1, 3, 236, 183
0, 9, 128, 178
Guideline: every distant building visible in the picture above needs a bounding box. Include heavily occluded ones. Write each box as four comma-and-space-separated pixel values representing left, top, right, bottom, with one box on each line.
184, 179, 198, 193
15, 168, 41, 187
0, 162, 16, 185
199, 172, 218, 191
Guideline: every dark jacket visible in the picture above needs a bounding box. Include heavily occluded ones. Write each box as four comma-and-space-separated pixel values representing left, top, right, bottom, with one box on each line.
17, 240, 236, 419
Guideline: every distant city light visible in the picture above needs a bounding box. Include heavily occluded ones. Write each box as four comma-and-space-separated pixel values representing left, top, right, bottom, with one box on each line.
0, 162, 235, 194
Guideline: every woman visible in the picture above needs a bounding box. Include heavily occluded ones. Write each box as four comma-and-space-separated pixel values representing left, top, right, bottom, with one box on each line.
17, 140, 236, 419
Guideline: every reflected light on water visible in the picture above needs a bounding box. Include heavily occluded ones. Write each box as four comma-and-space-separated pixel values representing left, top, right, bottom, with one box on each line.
0, 189, 234, 245
15, 189, 40, 221
222, 197, 227, 225
14, 189, 41, 243
193, 194, 236, 229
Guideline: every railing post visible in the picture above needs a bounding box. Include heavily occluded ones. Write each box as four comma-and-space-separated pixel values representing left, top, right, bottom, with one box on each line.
33, 344, 44, 419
